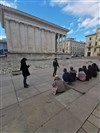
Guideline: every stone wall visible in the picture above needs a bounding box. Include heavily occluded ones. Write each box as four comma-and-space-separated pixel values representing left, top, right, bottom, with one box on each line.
0, 53, 71, 75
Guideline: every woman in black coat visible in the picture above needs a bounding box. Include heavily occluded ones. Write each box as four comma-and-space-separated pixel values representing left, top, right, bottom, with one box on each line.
20, 58, 30, 88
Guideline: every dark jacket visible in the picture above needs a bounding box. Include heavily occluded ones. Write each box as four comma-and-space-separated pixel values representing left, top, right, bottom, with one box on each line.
20, 59, 30, 77
83, 68, 90, 81
53, 60, 59, 68
69, 70, 76, 81
63, 72, 71, 82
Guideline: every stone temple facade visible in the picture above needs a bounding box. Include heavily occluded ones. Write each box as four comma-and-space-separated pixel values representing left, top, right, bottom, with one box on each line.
0, 4, 69, 60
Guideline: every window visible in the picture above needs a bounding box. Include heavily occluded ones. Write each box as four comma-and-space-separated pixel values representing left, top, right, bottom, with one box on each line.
89, 37, 91, 40
87, 52, 91, 56
0, 49, 3, 55
94, 48, 96, 52
89, 43, 91, 46
95, 42, 97, 46
62, 49, 64, 53
88, 48, 91, 51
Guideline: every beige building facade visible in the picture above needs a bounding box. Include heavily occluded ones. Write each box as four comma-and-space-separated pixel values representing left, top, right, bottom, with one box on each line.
85, 28, 100, 57
57, 38, 85, 56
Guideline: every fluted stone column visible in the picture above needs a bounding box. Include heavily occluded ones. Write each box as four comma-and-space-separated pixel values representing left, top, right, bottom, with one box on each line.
39, 28, 42, 53
57, 34, 60, 52
27, 25, 34, 51
19, 22, 28, 52
10, 21, 17, 50
5, 20, 12, 51
49, 31, 52, 52
61, 34, 64, 52
34, 27, 39, 52
41, 29, 44, 53
42, 29, 47, 53
43, 30, 47, 53
46, 30, 51, 52
51, 32, 55, 53
64, 35, 66, 53
38, 27, 42, 53
16, 22, 20, 51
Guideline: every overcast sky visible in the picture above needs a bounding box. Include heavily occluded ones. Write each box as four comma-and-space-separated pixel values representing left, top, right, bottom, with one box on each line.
0, 0, 100, 42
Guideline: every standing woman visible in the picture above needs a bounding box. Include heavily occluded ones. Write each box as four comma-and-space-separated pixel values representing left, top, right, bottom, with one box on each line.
53, 58, 60, 77
20, 58, 30, 88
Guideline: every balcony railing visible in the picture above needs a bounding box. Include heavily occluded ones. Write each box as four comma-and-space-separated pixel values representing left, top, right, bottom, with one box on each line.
86, 45, 93, 48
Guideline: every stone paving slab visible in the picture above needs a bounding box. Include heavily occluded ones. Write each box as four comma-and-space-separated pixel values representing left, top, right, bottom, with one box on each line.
92, 109, 100, 119
28, 75, 42, 87
0, 58, 100, 133
68, 84, 100, 122
1, 76, 12, 88
31, 68, 52, 77
97, 104, 100, 111
0, 104, 30, 133
71, 80, 92, 93
12, 75, 24, 91
31, 78, 50, 87
88, 114, 100, 129
0, 91, 17, 109
77, 128, 87, 133
82, 120, 99, 133
36, 74, 53, 83
83, 75, 100, 87
35, 82, 51, 93
0, 84, 14, 95
28, 73, 51, 87
16, 86, 40, 102
86, 83, 100, 101
34, 109, 82, 133
55, 89, 81, 108
19, 94, 64, 132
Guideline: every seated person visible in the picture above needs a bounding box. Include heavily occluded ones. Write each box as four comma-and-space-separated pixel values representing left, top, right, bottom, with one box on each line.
52, 75, 66, 95
95, 63, 100, 72
91, 63, 98, 78
69, 66, 77, 81
83, 65, 90, 81
77, 68, 86, 81
62, 68, 72, 84
87, 65, 93, 79
92, 63, 100, 72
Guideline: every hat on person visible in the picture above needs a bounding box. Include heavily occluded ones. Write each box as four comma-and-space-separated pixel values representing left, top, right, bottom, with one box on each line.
21, 57, 27, 63
54, 75, 60, 80
22, 58, 27, 61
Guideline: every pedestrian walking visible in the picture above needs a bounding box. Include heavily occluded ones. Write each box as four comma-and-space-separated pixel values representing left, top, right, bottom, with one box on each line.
20, 58, 30, 88
53, 58, 60, 77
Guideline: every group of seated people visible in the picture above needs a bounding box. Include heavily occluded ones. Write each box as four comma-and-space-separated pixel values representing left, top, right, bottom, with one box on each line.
63, 63, 100, 83
52, 63, 100, 95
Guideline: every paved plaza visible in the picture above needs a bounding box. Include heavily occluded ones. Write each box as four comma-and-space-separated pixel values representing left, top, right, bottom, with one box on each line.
0, 58, 100, 133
